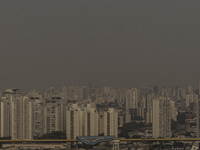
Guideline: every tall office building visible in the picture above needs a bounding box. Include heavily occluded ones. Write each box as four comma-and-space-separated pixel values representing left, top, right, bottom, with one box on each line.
104, 108, 118, 137
153, 97, 171, 138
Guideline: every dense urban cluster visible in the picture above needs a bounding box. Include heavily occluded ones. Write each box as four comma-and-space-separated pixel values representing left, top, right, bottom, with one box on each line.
0, 84, 199, 142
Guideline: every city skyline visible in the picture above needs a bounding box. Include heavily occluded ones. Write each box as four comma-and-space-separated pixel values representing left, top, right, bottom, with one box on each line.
0, 84, 198, 140
1, 83, 200, 94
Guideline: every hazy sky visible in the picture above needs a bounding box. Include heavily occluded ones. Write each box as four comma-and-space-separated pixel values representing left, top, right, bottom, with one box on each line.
0, 0, 200, 92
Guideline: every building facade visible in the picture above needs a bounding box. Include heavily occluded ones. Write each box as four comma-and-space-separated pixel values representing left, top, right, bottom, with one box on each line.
153, 97, 171, 138
104, 108, 118, 137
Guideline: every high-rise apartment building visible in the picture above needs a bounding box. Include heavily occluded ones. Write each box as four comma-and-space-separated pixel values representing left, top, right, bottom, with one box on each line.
66, 104, 108, 138
66, 104, 83, 139
125, 88, 139, 109
153, 97, 171, 138
171, 101, 177, 121
146, 110, 153, 124
83, 105, 98, 136
0, 98, 10, 137
98, 114, 104, 135
32, 98, 43, 137
10, 96, 33, 140
104, 108, 118, 137
60, 101, 67, 132
43, 97, 62, 134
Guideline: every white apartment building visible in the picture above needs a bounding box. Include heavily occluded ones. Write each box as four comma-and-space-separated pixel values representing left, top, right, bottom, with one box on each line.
10, 96, 33, 140
2, 89, 21, 139
83, 105, 98, 136
153, 97, 171, 138
104, 108, 118, 137
66, 104, 83, 139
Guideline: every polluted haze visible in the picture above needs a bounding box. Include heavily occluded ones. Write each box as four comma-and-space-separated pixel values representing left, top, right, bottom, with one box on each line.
0, 0, 200, 92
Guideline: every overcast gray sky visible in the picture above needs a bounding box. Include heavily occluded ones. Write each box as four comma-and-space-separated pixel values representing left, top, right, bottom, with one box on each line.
0, 0, 200, 91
